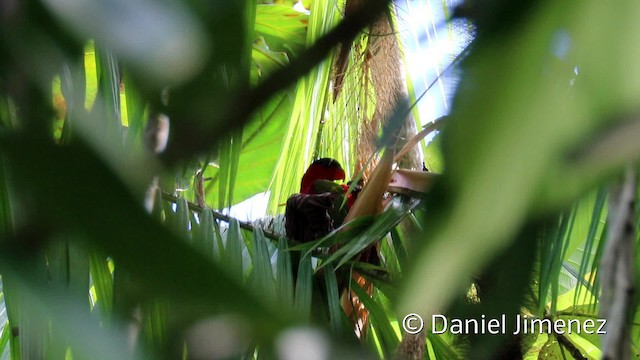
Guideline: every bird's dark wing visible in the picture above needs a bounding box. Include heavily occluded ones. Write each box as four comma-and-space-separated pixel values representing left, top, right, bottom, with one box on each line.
285, 192, 341, 243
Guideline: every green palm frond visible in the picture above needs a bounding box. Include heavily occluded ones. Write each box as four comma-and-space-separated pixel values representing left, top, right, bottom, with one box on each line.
2, 0, 640, 359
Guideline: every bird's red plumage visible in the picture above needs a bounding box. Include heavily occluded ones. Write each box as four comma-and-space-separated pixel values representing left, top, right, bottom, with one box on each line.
300, 158, 346, 194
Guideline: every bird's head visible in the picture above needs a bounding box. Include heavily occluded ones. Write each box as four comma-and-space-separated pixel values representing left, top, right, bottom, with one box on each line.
300, 158, 346, 194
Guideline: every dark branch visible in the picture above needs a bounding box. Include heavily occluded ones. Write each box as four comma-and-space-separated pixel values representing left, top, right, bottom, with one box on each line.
161, 0, 392, 164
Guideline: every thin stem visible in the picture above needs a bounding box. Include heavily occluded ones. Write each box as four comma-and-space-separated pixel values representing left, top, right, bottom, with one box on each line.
161, 191, 281, 241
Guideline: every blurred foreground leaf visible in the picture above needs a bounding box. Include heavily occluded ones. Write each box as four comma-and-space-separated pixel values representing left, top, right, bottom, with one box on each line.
0, 136, 289, 336
399, 0, 640, 326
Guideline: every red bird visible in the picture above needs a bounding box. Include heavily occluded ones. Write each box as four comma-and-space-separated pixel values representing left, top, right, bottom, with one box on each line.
286, 158, 376, 340
285, 158, 358, 243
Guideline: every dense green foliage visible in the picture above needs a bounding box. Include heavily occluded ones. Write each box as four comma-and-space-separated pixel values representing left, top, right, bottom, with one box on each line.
0, 0, 639, 359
